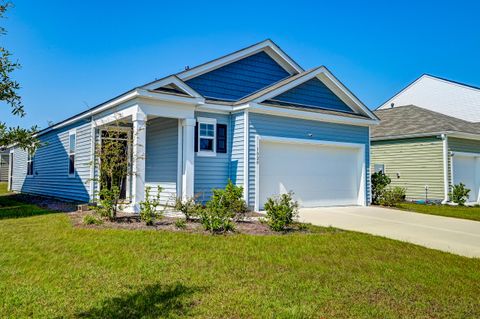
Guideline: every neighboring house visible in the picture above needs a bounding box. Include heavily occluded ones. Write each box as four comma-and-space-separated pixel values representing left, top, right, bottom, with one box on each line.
10, 39, 378, 212
0, 151, 9, 182
378, 74, 480, 123
371, 105, 480, 203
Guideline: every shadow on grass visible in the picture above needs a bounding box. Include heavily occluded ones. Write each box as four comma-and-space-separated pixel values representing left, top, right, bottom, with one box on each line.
74, 283, 200, 319
0, 193, 76, 220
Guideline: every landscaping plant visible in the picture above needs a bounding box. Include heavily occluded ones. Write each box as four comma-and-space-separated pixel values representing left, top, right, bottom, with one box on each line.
450, 183, 470, 206
371, 171, 391, 204
264, 192, 299, 231
200, 180, 247, 233
139, 186, 163, 226
379, 186, 406, 207
174, 218, 187, 230
94, 186, 121, 221
82, 213, 103, 225
174, 196, 202, 221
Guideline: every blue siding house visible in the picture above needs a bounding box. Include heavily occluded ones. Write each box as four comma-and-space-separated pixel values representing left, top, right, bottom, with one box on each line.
10, 40, 379, 212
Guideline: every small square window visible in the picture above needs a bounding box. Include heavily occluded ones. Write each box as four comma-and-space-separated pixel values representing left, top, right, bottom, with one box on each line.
374, 164, 385, 174
197, 118, 216, 156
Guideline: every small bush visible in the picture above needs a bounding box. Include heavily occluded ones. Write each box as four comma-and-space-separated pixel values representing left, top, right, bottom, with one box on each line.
83, 214, 103, 225
371, 172, 391, 205
264, 192, 299, 231
379, 186, 406, 206
174, 197, 202, 221
94, 187, 121, 220
207, 180, 248, 221
450, 183, 470, 206
199, 180, 247, 233
139, 186, 163, 226
174, 218, 187, 230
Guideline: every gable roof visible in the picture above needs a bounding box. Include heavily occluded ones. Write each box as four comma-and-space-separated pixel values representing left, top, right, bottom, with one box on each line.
377, 74, 480, 123
35, 40, 378, 136
372, 105, 480, 140
233, 66, 378, 120
176, 39, 303, 81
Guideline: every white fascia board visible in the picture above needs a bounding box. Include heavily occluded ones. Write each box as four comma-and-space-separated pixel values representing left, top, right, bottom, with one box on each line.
249, 103, 379, 127
37, 90, 141, 136
196, 103, 233, 114
177, 40, 302, 81
38, 89, 203, 137
318, 69, 378, 120
250, 67, 377, 121
141, 75, 203, 98
136, 89, 205, 105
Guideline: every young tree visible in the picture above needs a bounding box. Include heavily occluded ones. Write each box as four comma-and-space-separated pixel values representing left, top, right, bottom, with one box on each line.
0, 2, 38, 151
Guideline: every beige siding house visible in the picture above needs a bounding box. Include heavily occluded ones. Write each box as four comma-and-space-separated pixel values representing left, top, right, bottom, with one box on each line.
371, 105, 480, 203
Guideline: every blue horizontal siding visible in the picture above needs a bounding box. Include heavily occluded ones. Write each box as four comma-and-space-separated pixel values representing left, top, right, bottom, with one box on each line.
247, 113, 370, 208
271, 78, 354, 113
146, 117, 178, 183
229, 111, 244, 188
186, 51, 290, 101
194, 112, 231, 202
12, 120, 92, 202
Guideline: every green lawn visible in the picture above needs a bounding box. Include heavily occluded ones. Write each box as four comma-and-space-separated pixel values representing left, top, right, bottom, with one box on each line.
0, 191, 479, 318
0, 182, 7, 194
396, 202, 480, 222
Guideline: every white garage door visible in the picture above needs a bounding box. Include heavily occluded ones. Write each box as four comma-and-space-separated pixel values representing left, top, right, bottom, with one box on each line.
258, 140, 364, 209
453, 154, 480, 202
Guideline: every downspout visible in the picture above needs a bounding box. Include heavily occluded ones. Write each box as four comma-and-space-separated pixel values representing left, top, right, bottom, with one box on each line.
441, 134, 449, 204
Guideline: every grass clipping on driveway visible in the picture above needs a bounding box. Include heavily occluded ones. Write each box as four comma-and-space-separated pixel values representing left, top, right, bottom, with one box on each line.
0, 192, 479, 317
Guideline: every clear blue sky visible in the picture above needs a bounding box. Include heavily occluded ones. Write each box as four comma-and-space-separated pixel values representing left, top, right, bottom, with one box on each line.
1, 0, 479, 129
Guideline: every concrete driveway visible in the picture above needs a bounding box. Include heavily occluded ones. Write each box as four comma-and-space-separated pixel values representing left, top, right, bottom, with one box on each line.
299, 206, 480, 258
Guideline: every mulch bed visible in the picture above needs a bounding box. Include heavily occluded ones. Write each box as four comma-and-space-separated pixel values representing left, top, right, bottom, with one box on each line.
70, 210, 310, 236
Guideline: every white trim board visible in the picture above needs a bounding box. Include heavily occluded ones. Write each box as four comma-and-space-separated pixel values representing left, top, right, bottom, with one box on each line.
253, 135, 366, 211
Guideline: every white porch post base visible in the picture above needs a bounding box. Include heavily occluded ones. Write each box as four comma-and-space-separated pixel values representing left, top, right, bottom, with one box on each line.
181, 118, 196, 200
131, 112, 146, 213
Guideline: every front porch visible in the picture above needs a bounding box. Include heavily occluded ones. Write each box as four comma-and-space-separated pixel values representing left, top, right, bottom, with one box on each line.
92, 100, 197, 213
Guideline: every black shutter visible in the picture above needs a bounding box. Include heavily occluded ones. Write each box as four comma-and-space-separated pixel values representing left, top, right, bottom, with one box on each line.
216, 124, 227, 153
194, 122, 198, 152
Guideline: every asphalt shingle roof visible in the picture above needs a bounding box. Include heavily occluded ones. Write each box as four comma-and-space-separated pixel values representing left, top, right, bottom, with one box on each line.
372, 105, 480, 139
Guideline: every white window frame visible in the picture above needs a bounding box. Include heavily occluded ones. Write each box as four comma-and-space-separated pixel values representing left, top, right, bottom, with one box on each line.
374, 163, 385, 174
197, 117, 217, 157
26, 151, 34, 177
68, 129, 76, 177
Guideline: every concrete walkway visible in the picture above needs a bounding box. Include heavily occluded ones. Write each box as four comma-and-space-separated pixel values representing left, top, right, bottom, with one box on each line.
299, 206, 480, 258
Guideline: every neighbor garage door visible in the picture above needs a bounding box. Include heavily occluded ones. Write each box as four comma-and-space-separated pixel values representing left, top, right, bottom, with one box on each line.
453, 154, 480, 203
258, 139, 364, 209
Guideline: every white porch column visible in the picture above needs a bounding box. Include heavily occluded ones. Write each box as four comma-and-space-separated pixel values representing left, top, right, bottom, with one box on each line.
131, 112, 147, 212
181, 118, 196, 200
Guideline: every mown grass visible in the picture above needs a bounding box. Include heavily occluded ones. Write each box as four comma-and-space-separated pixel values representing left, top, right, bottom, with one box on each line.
0, 182, 55, 220
396, 202, 480, 222
0, 191, 479, 318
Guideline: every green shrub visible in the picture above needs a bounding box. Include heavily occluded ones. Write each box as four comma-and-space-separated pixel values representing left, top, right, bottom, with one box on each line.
94, 186, 120, 220
208, 180, 248, 221
139, 186, 163, 226
379, 186, 406, 207
83, 214, 103, 225
371, 172, 391, 204
449, 183, 470, 206
199, 180, 248, 233
174, 218, 187, 230
264, 192, 299, 231
174, 196, 202, 221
